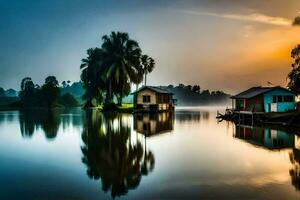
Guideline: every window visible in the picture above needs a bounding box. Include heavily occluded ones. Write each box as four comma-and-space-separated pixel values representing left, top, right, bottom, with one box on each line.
143, 95, 151, 103
272, 95, 294, 103
284, 96, 294, 102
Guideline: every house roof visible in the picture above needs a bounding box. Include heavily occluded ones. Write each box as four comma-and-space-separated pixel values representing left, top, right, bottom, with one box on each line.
132, 86, 173, 95
231, 86, 295, 99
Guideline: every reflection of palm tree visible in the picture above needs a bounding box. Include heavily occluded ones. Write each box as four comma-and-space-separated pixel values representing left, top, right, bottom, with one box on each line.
141, 136, 155, 175
81, 110, 155, 198
289, 148, 300, 190
19, 109, 60, 140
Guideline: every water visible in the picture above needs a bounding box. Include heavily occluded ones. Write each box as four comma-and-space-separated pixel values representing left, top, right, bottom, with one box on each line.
0, 107, 300, 199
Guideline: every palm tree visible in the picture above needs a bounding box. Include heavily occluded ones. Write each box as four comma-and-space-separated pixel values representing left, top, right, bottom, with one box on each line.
80, 48, 105, 108
140, 55, 155, 86
101, 32, 143, 104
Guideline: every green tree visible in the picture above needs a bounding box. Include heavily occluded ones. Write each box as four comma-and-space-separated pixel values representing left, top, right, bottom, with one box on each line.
288, 45, 300, 94
19, 77, 37, 107
192, 85, 201, 93
80, 48, 106, 108
140, 54, 155, 86
41, 76, 60, 108
101, 32, 143, 104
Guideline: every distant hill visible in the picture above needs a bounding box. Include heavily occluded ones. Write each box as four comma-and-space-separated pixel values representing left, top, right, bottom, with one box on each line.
60, 82, 84, 97
0, 88, 19, 108
5, 89, 18, 97
0, 87, 18, 97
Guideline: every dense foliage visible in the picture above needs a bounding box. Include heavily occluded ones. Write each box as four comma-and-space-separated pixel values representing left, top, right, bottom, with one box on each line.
80, 31, 155, 108
19, 76, 60, 108
288, 45, 300, 94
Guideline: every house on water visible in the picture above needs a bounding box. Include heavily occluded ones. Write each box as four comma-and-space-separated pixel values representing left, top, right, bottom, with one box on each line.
231, 86, 296, 113
132, 86, 175, 112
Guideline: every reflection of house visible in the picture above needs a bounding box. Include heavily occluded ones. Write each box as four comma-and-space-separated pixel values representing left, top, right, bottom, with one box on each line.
234, 125, 294, 150
134, 112, 174, 136
231, 86, 296, 113
132, 86, 175, 112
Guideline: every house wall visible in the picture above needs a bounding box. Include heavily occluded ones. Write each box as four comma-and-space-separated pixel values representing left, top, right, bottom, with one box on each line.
135, 89, 173, 111
263, 89, 296, 112
245, 95, 264, 112
136, 89, 157, 104
235, 96, 264, 112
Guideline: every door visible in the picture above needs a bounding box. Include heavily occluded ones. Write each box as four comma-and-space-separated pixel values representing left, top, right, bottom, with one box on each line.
271, 103, 277, 112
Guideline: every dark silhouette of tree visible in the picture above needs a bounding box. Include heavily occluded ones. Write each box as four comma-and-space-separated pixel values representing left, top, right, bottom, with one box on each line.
192, 85, 201, 93
293, 16, 300, 26
19, 77, 38, 107
140, 54, 155, 86
113, 80, 131, 106
19, 76, 61, 108
0, 87, 5, 97
41, 76, 60, 108
178, 83, 185, 88
289, 148, 300, 190
101, 32, 143, 105
81, 111, 155, 198
288, 45, 300, 94
167, 84, 174, 89
61, 81, 69, 88
80, 31, 153, 108
80, 48, 105, 108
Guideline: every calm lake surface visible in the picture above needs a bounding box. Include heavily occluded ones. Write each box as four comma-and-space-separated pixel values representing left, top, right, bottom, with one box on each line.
1, 107, 300, 200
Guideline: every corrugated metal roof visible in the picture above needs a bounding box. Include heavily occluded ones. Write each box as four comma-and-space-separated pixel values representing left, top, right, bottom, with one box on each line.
132, 86, 173, 94
231, 86, 294, 99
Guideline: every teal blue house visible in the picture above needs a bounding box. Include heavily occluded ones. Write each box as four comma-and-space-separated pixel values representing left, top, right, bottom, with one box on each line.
231, 86, 296, 113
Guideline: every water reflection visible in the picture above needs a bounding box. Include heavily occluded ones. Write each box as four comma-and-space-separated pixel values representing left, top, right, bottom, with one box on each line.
233, 122, 300, 192
19, 109, 60, 139
18, 108, 83, 140
234, 125, 295, 150
81, 110, 155, 198
290, 136, 300, 191
175, 110, 209, 123
134, 112, 174, 136
1, 108, 300, 199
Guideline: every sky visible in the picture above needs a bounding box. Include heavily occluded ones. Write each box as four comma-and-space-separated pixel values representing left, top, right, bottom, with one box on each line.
1, 0, 300, 93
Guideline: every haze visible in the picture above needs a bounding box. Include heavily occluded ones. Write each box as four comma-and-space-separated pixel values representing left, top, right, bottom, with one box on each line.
1, 0, 300, 93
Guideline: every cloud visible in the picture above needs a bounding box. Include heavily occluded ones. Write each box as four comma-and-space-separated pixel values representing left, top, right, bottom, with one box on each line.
292, 16, 300, 26
182, 10, 292, 26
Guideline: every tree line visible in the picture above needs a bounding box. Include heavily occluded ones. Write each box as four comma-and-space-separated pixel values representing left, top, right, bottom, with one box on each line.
19, 76, 78, 108
164, 84, 230, 106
